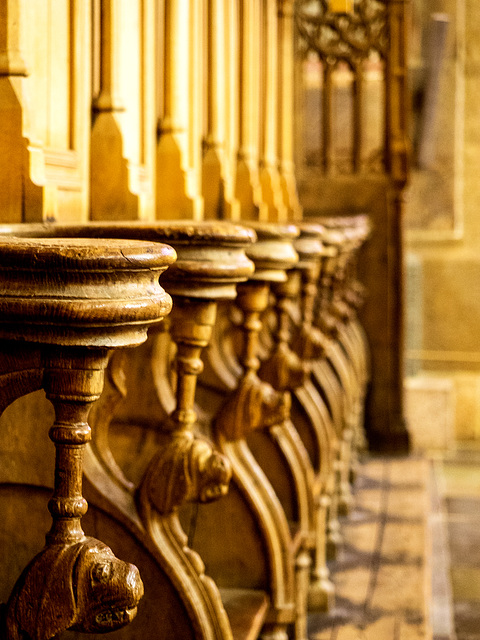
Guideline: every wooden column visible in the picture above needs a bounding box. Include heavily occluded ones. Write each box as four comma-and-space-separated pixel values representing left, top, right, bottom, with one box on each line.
277, 0, 302, 221
156, 0, 204, 219
258, 0, 288, 223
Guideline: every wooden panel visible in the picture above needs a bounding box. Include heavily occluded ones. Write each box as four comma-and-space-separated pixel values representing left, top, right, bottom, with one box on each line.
0, 0, 91, 222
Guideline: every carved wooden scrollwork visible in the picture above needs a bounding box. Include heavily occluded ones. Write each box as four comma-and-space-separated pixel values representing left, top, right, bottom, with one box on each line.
139, 431, 231, 515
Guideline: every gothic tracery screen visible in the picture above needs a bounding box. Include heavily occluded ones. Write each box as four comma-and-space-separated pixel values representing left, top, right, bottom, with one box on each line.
295, 0, 387, 177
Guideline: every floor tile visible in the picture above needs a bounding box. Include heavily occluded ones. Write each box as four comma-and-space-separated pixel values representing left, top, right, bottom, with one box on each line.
454, 599, 480, 635
446, 496, 480, 516
448, 519, 480, 566
451, 567, 480, 601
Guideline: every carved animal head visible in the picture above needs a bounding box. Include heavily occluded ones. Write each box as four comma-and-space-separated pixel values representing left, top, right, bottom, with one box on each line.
188, 437, 232, 503
139, 432, 232, 515
5, 537, 143, 640
215, 371, 288, 440
259, 346, 309, 391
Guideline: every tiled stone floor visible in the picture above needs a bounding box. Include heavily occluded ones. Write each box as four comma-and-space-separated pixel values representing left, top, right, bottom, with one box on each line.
308, 456, 432, 640
434, 445, 480, 640
308, 449, 480, 640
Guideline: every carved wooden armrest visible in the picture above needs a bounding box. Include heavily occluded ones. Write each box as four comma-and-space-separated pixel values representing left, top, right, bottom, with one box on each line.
214, 223, 304, 441
129, 221, 255, 516
241, 223, 314, 393
289, 223, 336, 361
239, 222, 339, 617
313, 218, 371, 320
22, 221, 259, 640
0, 236, 174, 640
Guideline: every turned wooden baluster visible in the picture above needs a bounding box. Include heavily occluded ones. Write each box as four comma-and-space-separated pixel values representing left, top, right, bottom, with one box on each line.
0, 237, 174, 640
135, 224, 256, 528
137, 297, 232, 514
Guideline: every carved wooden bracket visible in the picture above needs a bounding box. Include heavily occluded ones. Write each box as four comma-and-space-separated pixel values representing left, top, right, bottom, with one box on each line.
137, 298, 232, 516
215, 281, 288, 442
215, 222, 302, 440
0, 236, 174, 640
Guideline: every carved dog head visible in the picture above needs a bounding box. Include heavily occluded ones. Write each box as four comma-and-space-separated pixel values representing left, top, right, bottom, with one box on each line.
5, 537, 144, 640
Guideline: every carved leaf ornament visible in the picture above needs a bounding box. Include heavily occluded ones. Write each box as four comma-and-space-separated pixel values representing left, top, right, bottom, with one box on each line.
295, 0, 387, 64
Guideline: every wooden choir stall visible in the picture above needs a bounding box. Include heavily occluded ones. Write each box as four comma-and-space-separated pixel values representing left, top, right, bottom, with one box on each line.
0, 1, 409, 639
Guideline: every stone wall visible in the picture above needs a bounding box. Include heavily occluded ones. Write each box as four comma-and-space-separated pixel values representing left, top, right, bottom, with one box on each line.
406, 0, 480, 441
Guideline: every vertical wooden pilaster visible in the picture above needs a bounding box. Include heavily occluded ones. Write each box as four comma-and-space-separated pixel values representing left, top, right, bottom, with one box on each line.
0, 0, 28, 221
224, 0, 241, 220
202, 0, 241, 220
365, 0, 410, 451
91, 0, 156, 221
277, 0, 302, 221
236, 0, 267, 220
156, 0, 204, 219
259, 0, 288, 222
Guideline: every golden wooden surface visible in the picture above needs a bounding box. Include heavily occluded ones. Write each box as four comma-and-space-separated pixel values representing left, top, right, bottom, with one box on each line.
0, 236, 174, 640
0, 1, 401, 638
